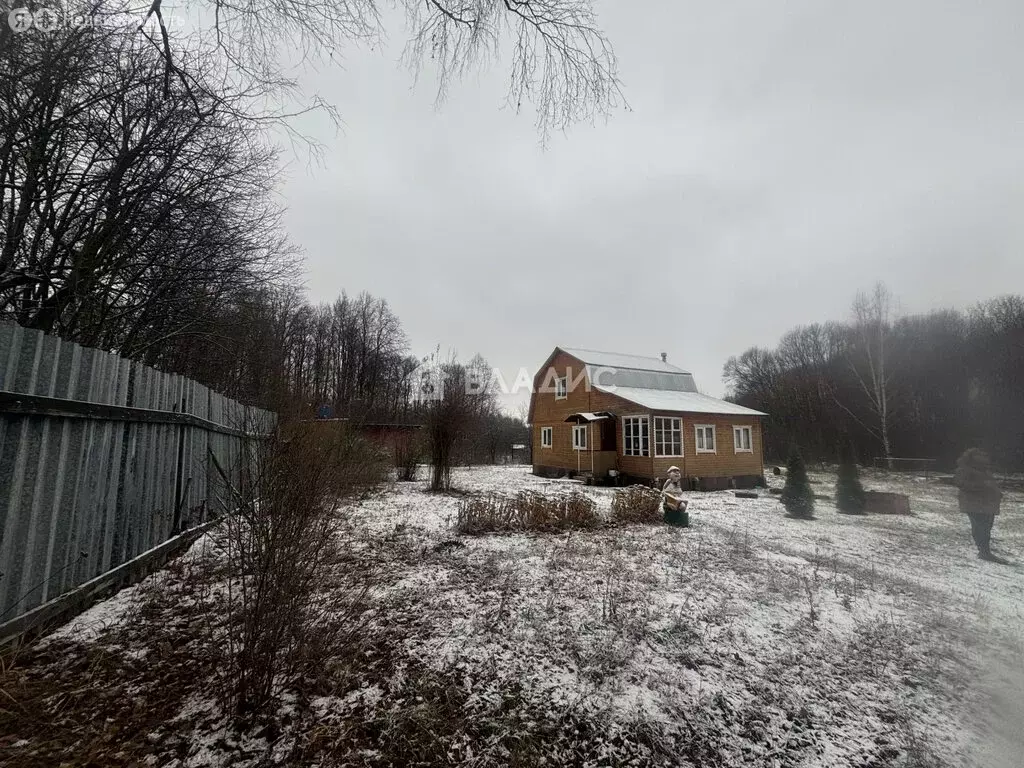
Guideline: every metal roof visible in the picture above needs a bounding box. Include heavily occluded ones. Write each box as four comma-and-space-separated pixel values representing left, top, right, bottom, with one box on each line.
561, 347, 691, 375
594, 385, 767, 416
586, 366, 698, 393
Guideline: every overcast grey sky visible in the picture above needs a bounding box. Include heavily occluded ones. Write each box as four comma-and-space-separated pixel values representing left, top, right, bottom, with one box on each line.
277, 0, 1024, 411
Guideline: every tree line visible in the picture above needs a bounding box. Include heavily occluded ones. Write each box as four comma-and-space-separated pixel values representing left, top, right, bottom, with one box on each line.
724, 285, 1024, 471
0, 2, 523, 458
1, 14, 293, 362
3, 2, 580, 466
1, 0, 622, 372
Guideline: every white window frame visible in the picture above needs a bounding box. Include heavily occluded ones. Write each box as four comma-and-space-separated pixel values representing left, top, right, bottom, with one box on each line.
622, 415, 650, 457
540, 426, 553, 448
695, 424, 716, 454
653, 416, 683, 457
572, 424, 588, 451
554, 376, 567, 400
733, 425, 752, 453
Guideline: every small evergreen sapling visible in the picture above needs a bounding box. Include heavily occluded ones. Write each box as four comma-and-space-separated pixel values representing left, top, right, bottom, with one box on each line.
781, 446, 815, 519
835, 445, 866, 514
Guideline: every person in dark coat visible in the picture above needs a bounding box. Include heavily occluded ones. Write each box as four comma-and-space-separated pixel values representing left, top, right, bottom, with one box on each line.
954, 448, 1003, 560
661, 466, 689, 527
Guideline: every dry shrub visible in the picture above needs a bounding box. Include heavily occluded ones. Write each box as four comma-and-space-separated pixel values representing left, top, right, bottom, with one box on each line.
278, 420, 391, 495
456, 493, 518, 534
455, 490, 600, 534
522, 490, 600, 531
343, 441, 392, 493
611, 485, 663, 525
212, 419, 382, 717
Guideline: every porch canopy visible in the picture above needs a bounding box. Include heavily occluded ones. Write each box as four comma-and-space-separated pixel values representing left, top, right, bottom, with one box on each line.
563, 411, 614, 423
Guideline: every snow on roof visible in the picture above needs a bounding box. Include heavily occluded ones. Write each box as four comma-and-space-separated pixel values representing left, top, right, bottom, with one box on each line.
563, 412, 613, 423
561, 347, 691, 375
595, 385, 767, 416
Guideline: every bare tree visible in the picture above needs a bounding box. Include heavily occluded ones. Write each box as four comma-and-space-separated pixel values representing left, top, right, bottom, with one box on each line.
0, 20, 296, 352
136, 0, 624, 142
401, 0, 624, 140
845, 283, 899, 463
419, 351, 497, 491
179, 288, 417, 414
726, 291, 1024, 470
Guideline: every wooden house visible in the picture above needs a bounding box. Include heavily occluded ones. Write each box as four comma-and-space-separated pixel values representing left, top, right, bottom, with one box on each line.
527, 347, 766, 489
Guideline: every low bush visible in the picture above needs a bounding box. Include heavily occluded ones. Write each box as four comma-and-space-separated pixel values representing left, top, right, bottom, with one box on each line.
280, 420, 391, 497
455, 493, 518, 534
332, 434, 392, 495
610, 485, 663, 525
212, 418, 384, 718
455, 490, 600, 534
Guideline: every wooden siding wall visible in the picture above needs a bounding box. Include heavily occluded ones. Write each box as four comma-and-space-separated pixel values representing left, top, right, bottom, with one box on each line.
530, 351, 645, 474
650, 415, 763, 481
595, 387, 652, 478
530, 351, 763, 481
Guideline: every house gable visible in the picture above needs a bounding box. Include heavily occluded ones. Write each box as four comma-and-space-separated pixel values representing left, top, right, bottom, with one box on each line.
527, 347, 591, 424
527, 348, 599, 425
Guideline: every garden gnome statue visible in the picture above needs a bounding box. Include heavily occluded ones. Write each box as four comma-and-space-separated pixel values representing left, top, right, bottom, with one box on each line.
662, 466, 689, 527
954, 448, 1003, 561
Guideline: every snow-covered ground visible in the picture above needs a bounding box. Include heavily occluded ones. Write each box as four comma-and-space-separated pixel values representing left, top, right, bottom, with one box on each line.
347, 465, 1024, 766
4, 465, 1022, 767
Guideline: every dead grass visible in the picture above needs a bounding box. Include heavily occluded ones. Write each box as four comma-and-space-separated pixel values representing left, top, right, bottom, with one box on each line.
454, 490, 601, 534
0, 557, 224, 766
611, 485, 664, 525
1, 466, 1006, 767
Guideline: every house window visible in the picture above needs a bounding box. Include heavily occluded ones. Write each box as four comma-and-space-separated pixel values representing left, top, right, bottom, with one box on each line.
623, 416, 649, 457
572, 425, 588, 451
654, 417, 682, 457
733, 425, 752, 453
554, 376, 567, 399
541, 427, 553, 448
695, 425, 716, 453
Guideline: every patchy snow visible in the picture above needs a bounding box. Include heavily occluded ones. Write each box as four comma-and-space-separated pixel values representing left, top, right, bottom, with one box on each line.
354, 465, 1023, 765
14, 463, 1023, 767
38, 574, 153, 646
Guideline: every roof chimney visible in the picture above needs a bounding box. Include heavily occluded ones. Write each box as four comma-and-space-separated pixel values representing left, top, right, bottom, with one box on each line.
660, 352, 667, 363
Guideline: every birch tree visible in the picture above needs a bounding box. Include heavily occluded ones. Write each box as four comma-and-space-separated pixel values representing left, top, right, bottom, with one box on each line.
725, 292, 1023, 470
846, 283, 898, 464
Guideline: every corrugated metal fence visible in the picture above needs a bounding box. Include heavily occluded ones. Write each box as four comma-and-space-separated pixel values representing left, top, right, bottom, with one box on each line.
0, 322, 274, 629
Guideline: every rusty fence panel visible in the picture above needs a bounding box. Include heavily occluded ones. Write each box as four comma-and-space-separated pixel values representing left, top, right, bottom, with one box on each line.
0, 323, 274, 630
